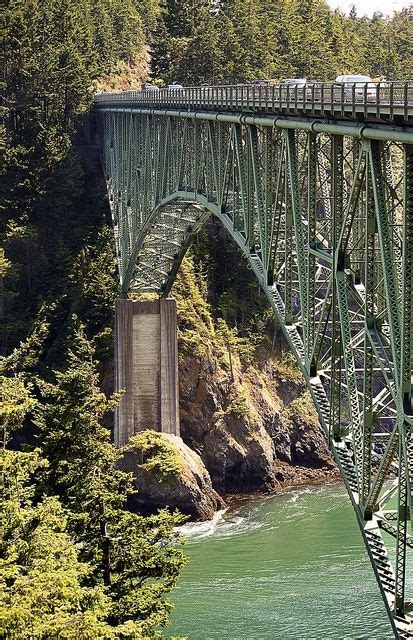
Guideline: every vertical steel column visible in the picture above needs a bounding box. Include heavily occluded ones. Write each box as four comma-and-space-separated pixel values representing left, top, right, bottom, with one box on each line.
234, 124, 253, 247
192, 119, 202, 195
284, 141, 293, 325
263, 127, 273, 282
330, 135, 344, 441
353, 138, 364, 283
249, 126, 266, 258
369, 140, 402, 386
395, 439, 408, 615
362, 168, 376, 507
285, 130, 308, 344
207, 122, 218, 200
307, 132, 317, 371
401, 145, 413, 524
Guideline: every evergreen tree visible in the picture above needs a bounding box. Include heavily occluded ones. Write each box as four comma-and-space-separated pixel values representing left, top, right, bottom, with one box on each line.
0, 454, 112, 639
0, 376, 111, 639
151, 0, 220, 83
34, 319, 186, 635
387, 7, 413, 78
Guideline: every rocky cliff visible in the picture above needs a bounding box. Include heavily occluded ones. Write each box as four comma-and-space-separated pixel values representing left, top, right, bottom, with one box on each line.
129, 254, 337, 520
179, 346, 336, 498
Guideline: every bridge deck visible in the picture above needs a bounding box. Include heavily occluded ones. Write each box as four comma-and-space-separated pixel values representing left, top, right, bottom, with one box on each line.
95, 82, 413, 124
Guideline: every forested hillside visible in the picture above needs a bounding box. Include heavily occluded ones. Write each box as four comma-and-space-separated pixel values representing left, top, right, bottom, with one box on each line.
2, 2, 182, 638
151, 0, 413, 84
1, 0, 412, 637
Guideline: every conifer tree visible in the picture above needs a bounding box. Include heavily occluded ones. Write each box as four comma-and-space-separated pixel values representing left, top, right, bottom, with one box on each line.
151, 0, 220, 83
0, 376, 112, 639
35, 319, 186, 635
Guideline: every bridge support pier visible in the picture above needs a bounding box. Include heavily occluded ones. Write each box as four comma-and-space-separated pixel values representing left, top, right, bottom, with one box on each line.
114, 297, 180, 447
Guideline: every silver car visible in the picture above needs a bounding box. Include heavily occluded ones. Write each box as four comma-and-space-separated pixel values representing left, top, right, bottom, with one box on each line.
333, 75, 377, 101
280, 78, 315, 100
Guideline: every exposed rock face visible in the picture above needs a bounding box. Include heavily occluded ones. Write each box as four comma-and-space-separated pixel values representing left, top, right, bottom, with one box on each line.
122, 257, 338, 521
179, 346, 336, 497
123, 433, 226, 521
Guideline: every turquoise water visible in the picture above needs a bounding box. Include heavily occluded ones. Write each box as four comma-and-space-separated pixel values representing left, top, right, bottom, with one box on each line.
167, 483, 412, 639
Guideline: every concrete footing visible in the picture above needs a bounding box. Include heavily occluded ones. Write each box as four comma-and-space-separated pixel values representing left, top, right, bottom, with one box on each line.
114, 297, 180, 447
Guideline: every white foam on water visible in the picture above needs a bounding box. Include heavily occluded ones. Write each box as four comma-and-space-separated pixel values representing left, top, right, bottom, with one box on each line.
178, 508, 228, 540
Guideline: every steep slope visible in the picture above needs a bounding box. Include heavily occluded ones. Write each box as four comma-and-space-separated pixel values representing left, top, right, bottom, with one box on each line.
174, 257, 336, 503
124, 253, 337, 521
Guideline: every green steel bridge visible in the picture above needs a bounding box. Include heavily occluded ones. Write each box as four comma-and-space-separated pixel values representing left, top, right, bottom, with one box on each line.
95, 82, 413, 638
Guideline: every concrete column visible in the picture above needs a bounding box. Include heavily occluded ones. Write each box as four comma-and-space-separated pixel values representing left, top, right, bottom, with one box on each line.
114, 297, 179, 446
160, 298, 180, 435
114, 298, 133, 447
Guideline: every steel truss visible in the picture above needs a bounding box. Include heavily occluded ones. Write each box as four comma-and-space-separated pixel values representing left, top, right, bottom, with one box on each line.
97, 105, 413, 638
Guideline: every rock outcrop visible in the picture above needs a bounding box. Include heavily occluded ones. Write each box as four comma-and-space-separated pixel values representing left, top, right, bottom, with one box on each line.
179, 346, 336, 497
122, 432, 226, 521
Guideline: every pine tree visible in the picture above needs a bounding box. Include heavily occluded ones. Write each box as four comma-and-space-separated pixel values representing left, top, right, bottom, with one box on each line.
35, 319, 186, 635
0, 454, 112, 639
0, 376, 111, 639
390, 8, 413, 79
151, 0, 220, 84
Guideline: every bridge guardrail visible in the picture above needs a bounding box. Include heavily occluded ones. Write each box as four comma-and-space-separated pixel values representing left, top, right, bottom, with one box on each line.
95, 82, 413, 120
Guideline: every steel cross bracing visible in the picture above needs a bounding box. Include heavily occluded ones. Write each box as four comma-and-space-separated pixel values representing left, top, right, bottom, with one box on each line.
95, 95, 413, 638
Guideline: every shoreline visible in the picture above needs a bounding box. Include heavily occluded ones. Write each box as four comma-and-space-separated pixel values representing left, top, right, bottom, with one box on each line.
207, 467, 341, 518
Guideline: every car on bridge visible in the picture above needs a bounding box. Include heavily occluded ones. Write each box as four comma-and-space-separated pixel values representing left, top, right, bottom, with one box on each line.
249, 79, 272, 86
280, 78, 316, 98
333, 74, 378, 101
280, 78, 308, 88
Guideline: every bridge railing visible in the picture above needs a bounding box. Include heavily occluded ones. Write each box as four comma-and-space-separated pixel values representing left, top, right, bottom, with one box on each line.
95, 81, 413, 119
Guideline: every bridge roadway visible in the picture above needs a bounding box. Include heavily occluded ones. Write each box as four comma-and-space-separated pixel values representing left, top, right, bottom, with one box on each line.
94, 84, 413, 638
95, 81, 413, 125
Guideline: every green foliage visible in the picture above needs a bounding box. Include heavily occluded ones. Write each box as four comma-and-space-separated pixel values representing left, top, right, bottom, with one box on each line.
0, 450, 111, 639
191, 221, 270, 335
272, 352, 302, 382
34, 321, 186, 636
67, 226, 119, 357
289, 390, 319, 427
3, 0, 146, 197
151, 0, 413, 84
126, 430, 183, 483
0, 375, 36, 446
172, 253, 259, 368
0, 384, 111, 639
1, 0, 147, 356
226, 391, 250, 420
215, 319, 255, 367
172, 256, 215, 357
0, 305, 53, 376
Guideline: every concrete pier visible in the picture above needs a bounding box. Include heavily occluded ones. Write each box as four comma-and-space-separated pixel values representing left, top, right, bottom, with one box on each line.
114, 297, 179, 447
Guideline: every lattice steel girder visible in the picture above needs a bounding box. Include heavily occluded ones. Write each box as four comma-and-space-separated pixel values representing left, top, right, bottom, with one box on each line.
97, 105, 413, 638
402, 145, 413, 525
